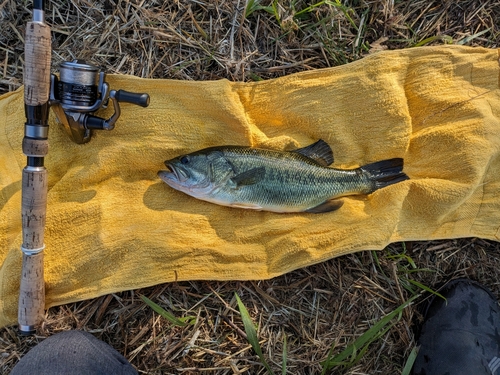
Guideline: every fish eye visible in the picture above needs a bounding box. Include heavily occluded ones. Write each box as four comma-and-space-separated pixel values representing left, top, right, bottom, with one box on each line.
180, 156, 189, 164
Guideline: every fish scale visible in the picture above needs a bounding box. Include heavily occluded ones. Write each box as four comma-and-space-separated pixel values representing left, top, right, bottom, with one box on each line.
216, 148, 366, 209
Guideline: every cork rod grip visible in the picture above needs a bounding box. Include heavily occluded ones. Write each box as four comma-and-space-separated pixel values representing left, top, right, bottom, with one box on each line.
18, 253, 45, 332
24, 21, 51, 106
18, 166, 47, 333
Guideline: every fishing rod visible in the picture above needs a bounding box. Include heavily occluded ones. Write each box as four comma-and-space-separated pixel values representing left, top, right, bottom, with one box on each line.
18, 1, 150, 335
19, 0, 51, 334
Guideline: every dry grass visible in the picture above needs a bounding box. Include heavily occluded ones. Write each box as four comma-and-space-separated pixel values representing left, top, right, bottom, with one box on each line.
1, 0, 500, 374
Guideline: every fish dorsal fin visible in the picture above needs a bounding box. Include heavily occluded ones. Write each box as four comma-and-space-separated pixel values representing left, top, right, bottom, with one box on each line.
230, 167, 266, 187
304, 199, 344, 213
294, 139, 334, 166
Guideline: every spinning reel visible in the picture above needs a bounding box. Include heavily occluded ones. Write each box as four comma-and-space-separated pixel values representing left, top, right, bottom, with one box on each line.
50, 60, 150, 144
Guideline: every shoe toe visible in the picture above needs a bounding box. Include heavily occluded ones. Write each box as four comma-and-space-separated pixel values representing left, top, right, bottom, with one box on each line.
413, 279, 500, 375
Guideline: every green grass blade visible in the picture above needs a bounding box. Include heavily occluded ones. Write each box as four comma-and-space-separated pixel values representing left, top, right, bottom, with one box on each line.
248, 72, 264, 81
412, 35, 453, 47
406, 279, 446, 300
321, 295, 418, 372
294, 0, 326, 17
324, 0, 358, 30
235, 293, 275, 375
140, 295, 195, 327
371, 250, 381, 268
245, 0, 279, 21
402, 346, 419, 375
245, 0, 263, 18
457, 28, 491, 45
245, 0, 257, 17
321, 343, 336, 375
387, 253, 416, 269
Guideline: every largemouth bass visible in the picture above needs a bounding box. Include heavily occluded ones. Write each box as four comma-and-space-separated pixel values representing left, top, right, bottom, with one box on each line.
158, 140, 408, 213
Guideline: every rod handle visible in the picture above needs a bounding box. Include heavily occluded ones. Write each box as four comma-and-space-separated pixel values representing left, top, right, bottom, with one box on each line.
24, 21, 51, 106
18, 252, 45, 335
18, 165, 47, 334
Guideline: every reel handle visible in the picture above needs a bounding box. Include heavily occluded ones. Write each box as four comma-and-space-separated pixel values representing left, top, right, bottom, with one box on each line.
86, 89, 150, 131
115, 90, 150, 107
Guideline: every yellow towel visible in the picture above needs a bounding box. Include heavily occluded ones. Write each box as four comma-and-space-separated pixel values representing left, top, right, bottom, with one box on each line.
1, 45, 499, 328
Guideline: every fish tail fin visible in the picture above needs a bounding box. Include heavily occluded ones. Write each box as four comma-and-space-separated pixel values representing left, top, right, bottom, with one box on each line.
361, 158, 409, 191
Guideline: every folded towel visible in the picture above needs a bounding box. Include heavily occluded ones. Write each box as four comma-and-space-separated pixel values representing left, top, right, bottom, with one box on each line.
1, 45, 499, 328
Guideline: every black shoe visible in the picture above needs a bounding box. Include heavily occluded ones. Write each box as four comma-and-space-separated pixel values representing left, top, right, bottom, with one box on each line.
413, 278, 500, 375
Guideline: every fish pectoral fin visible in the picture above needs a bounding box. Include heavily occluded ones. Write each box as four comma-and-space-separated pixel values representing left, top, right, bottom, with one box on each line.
230, 167, 266, 187
293, 139, 334, 167
304, 199, 344, 213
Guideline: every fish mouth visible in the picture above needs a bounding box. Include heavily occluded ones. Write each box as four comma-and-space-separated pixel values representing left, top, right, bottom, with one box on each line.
158, 163, 176, 181
158, 163, 188, 183
164, 163, 175, 177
